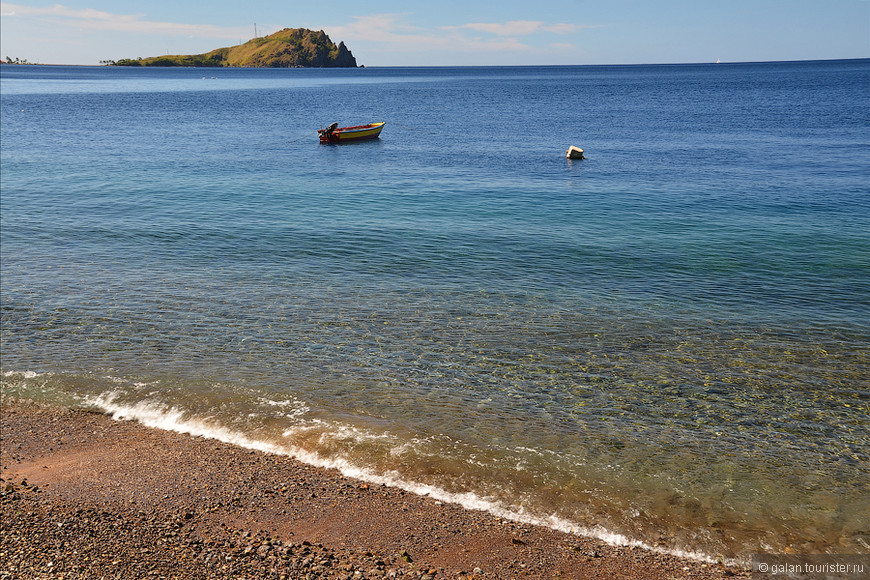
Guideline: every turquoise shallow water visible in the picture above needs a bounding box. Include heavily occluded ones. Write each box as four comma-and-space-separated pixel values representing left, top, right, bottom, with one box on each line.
2, 60, 869, 563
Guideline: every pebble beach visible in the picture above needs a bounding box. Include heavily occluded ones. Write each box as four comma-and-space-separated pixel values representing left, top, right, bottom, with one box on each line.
0, 400, 749, 579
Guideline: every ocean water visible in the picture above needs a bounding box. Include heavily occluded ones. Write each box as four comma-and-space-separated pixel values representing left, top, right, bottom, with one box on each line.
1, 60, 868, 564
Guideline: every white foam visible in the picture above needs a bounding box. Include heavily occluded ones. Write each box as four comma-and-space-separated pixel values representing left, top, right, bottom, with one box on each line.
83, 392, 727, 566
257, 396, 309, 418
2, 369, 49, 380
87, 392, 286, 456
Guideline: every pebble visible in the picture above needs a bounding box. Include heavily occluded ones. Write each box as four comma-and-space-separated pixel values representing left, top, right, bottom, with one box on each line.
0, 490, 413, 580
1, 402, 750, 580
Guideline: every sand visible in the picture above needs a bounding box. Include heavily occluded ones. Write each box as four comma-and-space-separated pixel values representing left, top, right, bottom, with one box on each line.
1, 400, 748, 579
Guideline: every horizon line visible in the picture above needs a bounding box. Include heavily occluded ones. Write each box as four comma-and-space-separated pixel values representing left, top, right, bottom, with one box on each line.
2, 57, 868, 68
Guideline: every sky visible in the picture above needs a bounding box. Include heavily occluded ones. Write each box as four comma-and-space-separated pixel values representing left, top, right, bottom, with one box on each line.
1, 0, 868, 66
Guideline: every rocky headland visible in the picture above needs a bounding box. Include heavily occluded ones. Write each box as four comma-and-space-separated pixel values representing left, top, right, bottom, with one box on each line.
112, 28, 357, 68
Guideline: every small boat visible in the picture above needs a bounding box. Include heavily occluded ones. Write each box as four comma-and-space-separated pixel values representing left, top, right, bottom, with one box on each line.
318, 122, 385, 143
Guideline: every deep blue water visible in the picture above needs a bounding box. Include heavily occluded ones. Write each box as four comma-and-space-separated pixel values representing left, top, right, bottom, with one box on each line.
2, 60, 869, 563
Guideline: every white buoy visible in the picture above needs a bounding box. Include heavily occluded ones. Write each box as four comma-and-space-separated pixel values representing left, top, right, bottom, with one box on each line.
566, 146, 585, 160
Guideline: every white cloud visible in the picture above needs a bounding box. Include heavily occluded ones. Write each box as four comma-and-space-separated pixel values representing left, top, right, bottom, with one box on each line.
455, 21, 546, 36
324, 13, 446, 46
324, 14, 582, 58
543, 23, 583, 35
0, 2, 249, 38
445, 20, 580, 37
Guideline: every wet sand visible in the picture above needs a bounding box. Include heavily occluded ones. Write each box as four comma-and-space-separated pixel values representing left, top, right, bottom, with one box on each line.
1, 400, 748, 579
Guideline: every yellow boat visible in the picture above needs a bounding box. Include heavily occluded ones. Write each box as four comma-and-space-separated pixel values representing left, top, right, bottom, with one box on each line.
318, 122, 385, 143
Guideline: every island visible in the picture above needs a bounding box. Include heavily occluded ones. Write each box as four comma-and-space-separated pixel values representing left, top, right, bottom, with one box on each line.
111, 28, 357, 68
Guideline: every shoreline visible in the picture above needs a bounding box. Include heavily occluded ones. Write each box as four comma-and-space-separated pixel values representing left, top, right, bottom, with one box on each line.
1, 399, 748, 579
1, 57, 867, 69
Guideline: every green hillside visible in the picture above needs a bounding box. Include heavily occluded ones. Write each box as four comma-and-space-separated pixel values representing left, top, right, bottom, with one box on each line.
114, 28, 357, 68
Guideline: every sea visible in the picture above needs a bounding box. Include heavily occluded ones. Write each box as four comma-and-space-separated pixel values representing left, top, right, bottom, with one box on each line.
1, 60, 868, 565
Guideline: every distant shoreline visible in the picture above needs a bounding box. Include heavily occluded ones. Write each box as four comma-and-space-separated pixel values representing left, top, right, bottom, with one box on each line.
2, 57, 868, 69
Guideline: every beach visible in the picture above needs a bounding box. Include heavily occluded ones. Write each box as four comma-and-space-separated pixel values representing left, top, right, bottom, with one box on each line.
0, 400, 748, 579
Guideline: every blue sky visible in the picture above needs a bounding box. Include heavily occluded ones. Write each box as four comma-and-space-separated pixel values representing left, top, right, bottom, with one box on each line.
1, 0, 868, 66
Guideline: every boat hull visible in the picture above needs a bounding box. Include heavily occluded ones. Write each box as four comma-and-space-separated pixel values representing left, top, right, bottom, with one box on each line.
319, 122, 385, 143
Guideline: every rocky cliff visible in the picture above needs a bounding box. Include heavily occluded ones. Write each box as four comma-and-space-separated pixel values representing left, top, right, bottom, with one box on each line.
115, 28, 357, 68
